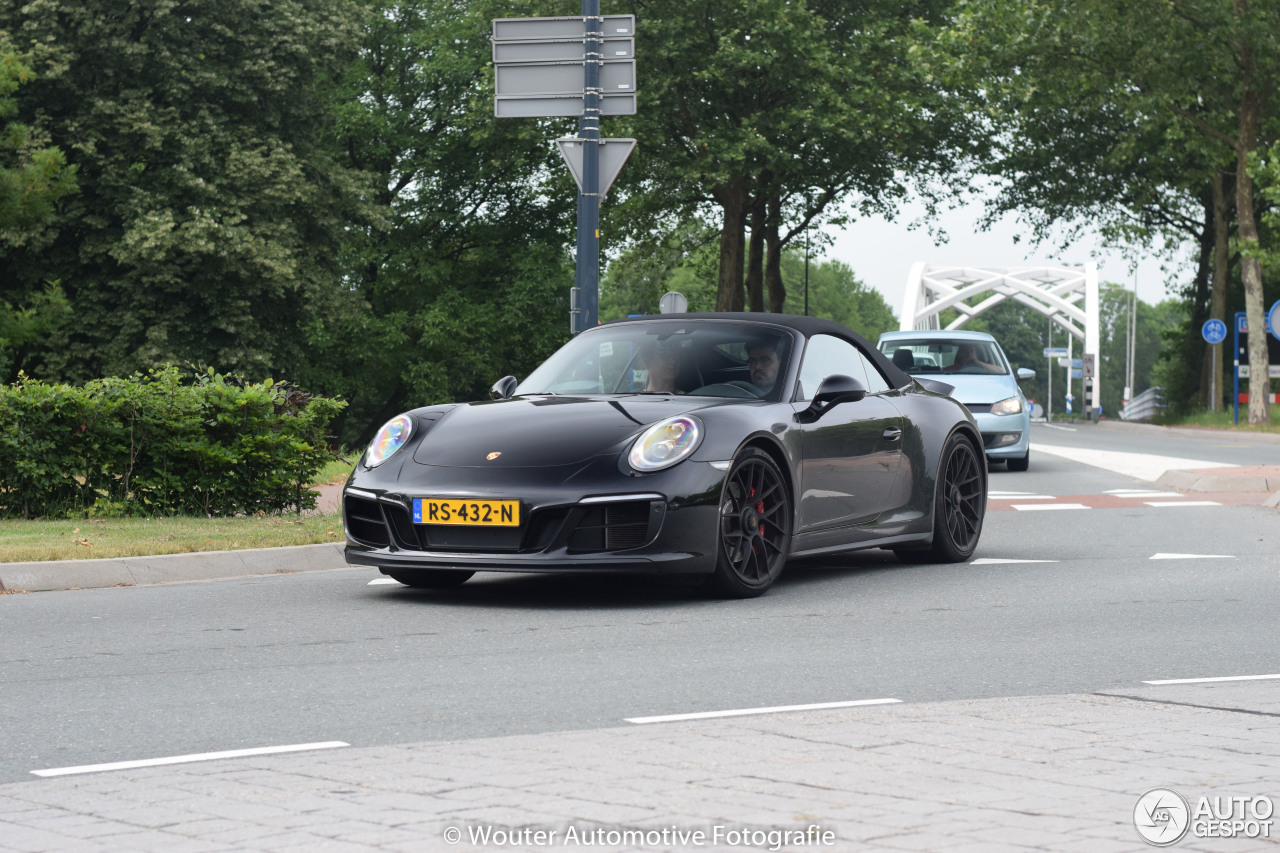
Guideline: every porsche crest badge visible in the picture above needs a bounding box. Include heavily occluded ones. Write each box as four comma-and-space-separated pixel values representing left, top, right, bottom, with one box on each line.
486, 452, 502, 461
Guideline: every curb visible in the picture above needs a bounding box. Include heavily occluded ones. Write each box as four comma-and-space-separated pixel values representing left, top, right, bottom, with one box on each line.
1155, 467, 1280, 493
1095, 418, 1280, 445
0, 543, 350, 593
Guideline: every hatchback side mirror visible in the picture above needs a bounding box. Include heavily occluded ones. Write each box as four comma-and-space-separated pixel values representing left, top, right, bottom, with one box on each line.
796, 375, 866, 423
1016, 368, 1035, 382
490, 375, 517, 400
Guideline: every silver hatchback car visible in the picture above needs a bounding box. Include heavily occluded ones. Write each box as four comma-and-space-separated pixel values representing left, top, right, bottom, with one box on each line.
877, 330, 1034, 471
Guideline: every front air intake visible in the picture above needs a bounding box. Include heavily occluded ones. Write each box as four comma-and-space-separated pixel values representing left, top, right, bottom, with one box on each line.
343, 495, 390, 548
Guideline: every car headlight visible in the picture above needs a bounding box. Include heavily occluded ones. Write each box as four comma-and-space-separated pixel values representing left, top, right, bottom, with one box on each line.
628, 416, 702, 472
990, 396, 1024, 416
364, 414, 414, 468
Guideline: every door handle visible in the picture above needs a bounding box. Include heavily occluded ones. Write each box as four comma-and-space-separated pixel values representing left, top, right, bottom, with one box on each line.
883, 426, 902, 441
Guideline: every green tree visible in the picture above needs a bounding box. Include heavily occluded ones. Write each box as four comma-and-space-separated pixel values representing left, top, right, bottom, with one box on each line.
617, 0, 975, 313
0, 36, 76, 377
951, 0, 1280, 423
0, 0, 368, 382
314, 0, 576, 443
779, 254, 897, 341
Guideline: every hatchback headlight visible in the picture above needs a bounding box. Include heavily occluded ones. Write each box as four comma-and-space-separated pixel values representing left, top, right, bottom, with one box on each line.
365, 414, 414, 468
990, 396, 1024, 416
628, 416, 702, 472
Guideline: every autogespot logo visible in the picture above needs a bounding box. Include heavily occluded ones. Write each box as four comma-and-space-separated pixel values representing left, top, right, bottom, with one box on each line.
1135, 788, 1191, 846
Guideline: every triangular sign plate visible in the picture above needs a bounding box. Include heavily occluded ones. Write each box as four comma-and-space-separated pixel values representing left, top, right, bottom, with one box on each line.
556, 137, 636, 198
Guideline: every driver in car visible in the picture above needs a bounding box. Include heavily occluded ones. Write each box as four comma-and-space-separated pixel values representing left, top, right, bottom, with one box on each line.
948, 342, 998, 373
747, 338, 783, 394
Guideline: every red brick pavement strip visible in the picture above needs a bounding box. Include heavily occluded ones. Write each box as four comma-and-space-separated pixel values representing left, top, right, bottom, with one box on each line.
988, 492, 1271, 511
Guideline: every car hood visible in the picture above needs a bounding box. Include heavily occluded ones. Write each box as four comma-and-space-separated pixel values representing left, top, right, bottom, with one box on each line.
916, 374, 1019, 405
411, 395, 725, 468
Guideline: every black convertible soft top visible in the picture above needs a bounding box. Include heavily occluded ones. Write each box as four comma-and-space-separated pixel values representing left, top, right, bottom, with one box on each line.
608, 312, 912, 390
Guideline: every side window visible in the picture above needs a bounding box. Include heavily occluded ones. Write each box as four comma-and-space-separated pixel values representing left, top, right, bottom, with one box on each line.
796, 335, 869, 401
856, 350, 891, 393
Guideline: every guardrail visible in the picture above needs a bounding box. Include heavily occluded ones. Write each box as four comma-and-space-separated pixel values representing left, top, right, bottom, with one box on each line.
1120, 386, 1165, 422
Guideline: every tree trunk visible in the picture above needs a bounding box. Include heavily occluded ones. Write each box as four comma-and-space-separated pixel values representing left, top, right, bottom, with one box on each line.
1189, 184, 1212, 409
713, 177, 748, 312
765, 194, 785, 313
745, 182, 767, 312
1207, 166, 1233, 412
1235, 95, 1270, 425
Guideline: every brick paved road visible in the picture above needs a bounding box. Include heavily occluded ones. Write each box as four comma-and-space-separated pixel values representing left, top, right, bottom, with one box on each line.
2, 687, 1277, 852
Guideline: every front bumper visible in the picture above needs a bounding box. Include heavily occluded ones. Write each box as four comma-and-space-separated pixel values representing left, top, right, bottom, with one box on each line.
342, 456, 727, 576
971, 411, 1030, 459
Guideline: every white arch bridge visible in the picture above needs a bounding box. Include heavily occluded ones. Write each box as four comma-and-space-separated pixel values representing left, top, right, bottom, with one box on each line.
899, 263, 1101, 417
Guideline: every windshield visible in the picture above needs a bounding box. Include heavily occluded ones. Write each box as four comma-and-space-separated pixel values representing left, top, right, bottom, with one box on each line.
879, 339, 1008, 376
516, 322, 795, 400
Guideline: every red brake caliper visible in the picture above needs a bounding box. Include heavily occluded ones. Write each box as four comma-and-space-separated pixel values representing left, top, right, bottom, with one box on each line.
750, 487, 765, 538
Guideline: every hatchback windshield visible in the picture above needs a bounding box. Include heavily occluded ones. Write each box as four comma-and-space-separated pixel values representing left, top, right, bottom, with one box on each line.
517, 322, 795, 400
879, 339, 1008, 376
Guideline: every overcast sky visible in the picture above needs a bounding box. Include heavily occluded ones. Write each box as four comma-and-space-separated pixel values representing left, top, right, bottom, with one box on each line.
822, 197, 1191, 325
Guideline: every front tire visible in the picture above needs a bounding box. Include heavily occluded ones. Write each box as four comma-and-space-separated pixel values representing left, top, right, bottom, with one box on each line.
927, 432, 986, 562
704, 448, 792, 598
1006, 450, 1030, 472
385, 570, 475, 589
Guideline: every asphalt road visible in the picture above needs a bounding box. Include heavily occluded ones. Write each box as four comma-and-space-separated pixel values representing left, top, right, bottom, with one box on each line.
1, 422, 1277, 785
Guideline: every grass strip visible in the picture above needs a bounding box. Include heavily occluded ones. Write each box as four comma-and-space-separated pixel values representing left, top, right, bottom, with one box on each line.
0, 512, 345, 563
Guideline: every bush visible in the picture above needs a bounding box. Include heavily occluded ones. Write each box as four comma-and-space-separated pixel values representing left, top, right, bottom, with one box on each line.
0, 367, 346, 518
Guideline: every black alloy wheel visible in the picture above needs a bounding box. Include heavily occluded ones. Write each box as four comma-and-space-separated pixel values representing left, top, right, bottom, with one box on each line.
385, 569, 475, 589
705, 447, 792, 597
928, 432, 985, 562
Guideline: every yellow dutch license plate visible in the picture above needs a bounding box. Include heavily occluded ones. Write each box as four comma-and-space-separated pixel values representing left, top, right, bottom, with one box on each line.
413, 498, 520, 527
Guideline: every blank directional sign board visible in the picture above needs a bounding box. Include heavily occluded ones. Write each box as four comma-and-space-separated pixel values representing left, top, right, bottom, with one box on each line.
492, 13, 637, 119
493, 37, 634, 64
495, 60, 635, 97
556, 138, 636, 197
492, 15, 635, 41
495, 93, 636, 118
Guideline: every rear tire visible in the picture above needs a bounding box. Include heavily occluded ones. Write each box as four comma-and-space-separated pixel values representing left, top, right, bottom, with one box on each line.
703, 448, 792, 598
926, 432, 986, 562
1006, 450, 1030, 472
385, 570, 475, 589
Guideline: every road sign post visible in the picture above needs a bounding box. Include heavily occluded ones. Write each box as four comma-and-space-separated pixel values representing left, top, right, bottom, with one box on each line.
575, 0, 601, 335
492, 5, 637, 334
1082, 353, 1095, 420
1203, 319, 1227, 413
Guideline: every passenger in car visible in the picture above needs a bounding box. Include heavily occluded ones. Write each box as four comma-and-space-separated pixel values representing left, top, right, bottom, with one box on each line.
642, 342, 682, 393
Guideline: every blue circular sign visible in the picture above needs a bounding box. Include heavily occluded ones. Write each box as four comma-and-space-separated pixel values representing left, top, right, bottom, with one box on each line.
1269, 300, 1280, 342
1201, 318, 1228, 345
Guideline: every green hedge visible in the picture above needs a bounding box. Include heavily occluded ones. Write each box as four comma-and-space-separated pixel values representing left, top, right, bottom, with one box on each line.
0, 367, 346, 518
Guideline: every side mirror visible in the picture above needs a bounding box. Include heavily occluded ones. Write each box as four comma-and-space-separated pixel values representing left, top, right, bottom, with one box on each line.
797, 375, 866, 423
490, 375, 517, 400
1017, 368, 1036, 382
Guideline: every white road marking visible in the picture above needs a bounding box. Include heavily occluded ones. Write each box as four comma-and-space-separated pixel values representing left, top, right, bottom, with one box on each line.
989, 493, 1057, 500
970, 558, 1060, 565
625, 698, 901, 724
1143, 501, 1222, 508
31, 741, 350, 778
1031, 443, 1237, 482
1149, 553, 1235, 560
1040, 424, 1077, 432
1143, 674, 1280, 685
368, 578, 402, 585
1104, 490, 1184, 498
1012, 503, 1091, 511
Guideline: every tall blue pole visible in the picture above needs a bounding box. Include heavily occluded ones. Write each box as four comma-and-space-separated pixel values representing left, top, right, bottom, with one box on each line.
573, 0, 601, 334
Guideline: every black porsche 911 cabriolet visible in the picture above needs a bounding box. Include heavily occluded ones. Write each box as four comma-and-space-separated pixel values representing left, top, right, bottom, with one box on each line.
343, 313, 987, 597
